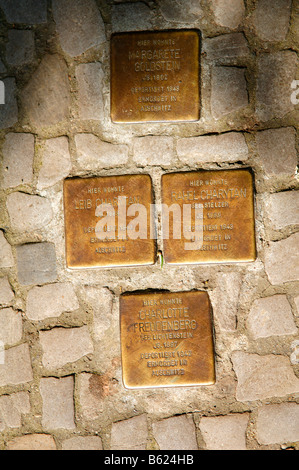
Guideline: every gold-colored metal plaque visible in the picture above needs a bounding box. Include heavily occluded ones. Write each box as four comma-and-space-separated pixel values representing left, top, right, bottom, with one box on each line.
63, 174, 156, 268
120, 290, 215, 389
111, 30, 200, 123
161, 169, 256, 265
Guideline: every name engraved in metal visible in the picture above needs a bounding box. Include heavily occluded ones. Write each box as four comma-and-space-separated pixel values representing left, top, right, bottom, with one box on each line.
111, 30, 200, 123
63, 174, 156, 268
161, 169, 256, 265
120, 290, 215, 389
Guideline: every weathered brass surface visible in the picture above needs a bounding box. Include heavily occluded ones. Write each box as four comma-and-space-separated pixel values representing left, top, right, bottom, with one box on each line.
120, 290, 215, 389
161, 169, 256, 265
63, 174, 156, 268
111, 30, 200, 123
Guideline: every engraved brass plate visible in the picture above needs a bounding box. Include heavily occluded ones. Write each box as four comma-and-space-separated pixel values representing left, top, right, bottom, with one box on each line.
161, 169, 256, 265
111, 30, 200, 123
120, 290, 215, 389
63, 174, 156, 268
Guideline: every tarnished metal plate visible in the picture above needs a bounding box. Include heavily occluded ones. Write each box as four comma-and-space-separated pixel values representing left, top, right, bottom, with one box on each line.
63, 174, 156, 268
111, 30, 200, 123
120, 290, 215, 389
161, 169, 256, 265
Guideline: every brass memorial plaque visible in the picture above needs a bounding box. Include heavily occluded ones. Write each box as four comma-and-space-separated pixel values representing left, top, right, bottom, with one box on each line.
111, 30, 200, 123
161, 169, 256, 265
120, 290, 215, 389
64, 174, 156, 268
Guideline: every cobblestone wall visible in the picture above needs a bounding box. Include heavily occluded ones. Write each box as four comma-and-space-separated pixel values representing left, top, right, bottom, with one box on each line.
0, 0, 298, 450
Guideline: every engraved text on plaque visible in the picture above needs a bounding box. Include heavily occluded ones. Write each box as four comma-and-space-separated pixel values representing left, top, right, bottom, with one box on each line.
111, 30, 200, 123
161, 169, 256, 264
64, 174, 156, 268
120, 290, 215, 389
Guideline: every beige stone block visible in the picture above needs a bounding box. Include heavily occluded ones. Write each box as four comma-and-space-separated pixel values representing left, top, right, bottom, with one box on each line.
232, 351, 299, 402
26, 282, 79, 321
0, 343, 33, 387
264, 233, 299, 285
264, 191, 299, 229
257, 403, 299, 445
200, 414, 248, 450
7, 434, 57, 450
153, 415, 198, 450
7, 192, 53, 232
40, 376, 75, 430
39, 326, 93, 369
247, 295, 298, 339
177, 132, 248, 164
38, 137, 72, 189
111, 415, 148, 450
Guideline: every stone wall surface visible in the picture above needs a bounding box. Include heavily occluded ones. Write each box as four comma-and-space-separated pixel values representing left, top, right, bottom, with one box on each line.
0, 0, 298, 451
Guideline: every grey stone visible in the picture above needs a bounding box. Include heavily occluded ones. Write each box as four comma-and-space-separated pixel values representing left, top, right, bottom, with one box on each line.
0, 307, 22, 346
0, 392, 30, 431
257, 403, 299, 445
39, 326, 93, 370
6, 30, 35, 66
40, 376, 75, 430
158, 0, 203, 23
256, 128, 297, 179
111, 415, 148, 450
0, 78, 18, 129
133, 136, 174, 166
76, 63, 104, 120
84, 286, 113, 341
153, 415, 198, 450
0, 60, 6, 73
26, 282, 79, 321
256, 51, 297, 121
1, 133, 34, 189
0, 231, 14, 268
211, 67, 248, 119
6, 192, 53, 232
62, 436, 103, 450
203, 33, 250, 61
247, 295, 298, 339
112, 3, 153, 33
210, 272, 242, 332
38, 137, 72, 189
200, 414, 248, 450
264, 233, 299, 285
177, 132, 248, 164
211, 0, 245, 29
0, 343, 33, 387
264, 191, 299, 229
0, 0, 47, 24
0, 278, 14, 306
75, 134, 129, 169
21, 54, 70, 128
52, 0, 106, 57
231, 351, 299, 402
16, 243, 57, 286
6, 434, 57, 451
252, 0, 292, 42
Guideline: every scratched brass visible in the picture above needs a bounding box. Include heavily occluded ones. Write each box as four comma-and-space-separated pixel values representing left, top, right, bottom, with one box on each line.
161, 169, 256, 265
120, 290, 215, 389
63, 174, 156, 268
111, 30, 200, 123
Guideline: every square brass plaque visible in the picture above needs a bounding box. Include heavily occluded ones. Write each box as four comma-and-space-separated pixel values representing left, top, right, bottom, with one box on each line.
63, 174, 156, 268
161, 169, 256, 265
120, 290, 215, 389
111, 30, 200, 123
